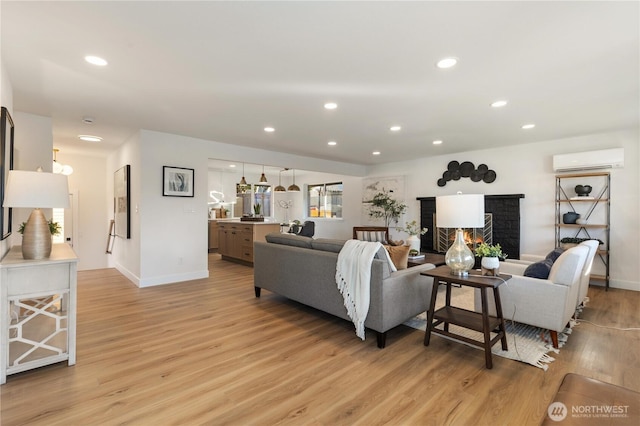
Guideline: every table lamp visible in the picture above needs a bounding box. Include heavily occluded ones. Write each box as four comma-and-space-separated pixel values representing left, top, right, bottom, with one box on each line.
436, 193, 484, 276
3, 170, 70, 259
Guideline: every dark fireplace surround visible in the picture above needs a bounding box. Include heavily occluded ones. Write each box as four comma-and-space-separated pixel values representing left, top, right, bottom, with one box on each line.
418, 194, 524, 260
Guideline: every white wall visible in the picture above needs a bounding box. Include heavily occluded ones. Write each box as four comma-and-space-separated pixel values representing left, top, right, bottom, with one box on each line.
367, 128, 639, 291
111, 129, 367, 287
6, 112, 54, 249
58, 151, 108, 271
0, 60, 13, 258
107, 131, 142, 283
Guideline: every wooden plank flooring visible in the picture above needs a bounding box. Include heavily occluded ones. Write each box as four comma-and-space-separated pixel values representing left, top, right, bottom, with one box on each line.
1, 253, 639, 425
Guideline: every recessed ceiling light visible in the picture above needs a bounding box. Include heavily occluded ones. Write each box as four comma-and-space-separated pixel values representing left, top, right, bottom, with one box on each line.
84, 55, 108, 66
78, 135, 102, 142
264, 127, 275, 132
522, 124, 536, 129
328, 141, 337, 146
390, 126, 402, 132
491, 100, 508, 108
436, 57, 458, 69
324, 102, 338, 110
229, 164, 236, 168
432, 140, 443, 145
372, 151, 381, 156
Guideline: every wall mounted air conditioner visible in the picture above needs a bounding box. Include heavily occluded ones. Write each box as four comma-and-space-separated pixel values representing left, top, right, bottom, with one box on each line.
553, 148, 624, 172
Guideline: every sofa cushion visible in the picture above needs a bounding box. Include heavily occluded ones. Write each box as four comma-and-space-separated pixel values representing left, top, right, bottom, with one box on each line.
265, 232, 313, 249
523, 259, 553, 279
545, 247, 564, 263
384, 244, 410, 270
356, 230, 388, 244
311, 238, 347, 253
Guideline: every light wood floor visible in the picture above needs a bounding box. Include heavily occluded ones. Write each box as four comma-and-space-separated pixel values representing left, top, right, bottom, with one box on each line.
1, 254, 639, 425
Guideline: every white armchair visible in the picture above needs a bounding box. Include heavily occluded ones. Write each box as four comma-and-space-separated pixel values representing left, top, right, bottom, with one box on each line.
501, 240, 599, 310
475, 245, 589, 348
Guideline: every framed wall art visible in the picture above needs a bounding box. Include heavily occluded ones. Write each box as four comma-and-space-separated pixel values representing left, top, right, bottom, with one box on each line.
114, 164, 131, 239
163, 166, 194, 197
0, 107, 14, 240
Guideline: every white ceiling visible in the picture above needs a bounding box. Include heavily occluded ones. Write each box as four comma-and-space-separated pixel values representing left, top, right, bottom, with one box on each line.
2, 1, 638, 165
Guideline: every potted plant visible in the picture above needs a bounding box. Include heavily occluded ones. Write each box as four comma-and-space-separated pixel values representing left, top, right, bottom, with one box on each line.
367, 190, 407, 227
398, 220, 428, 253
474, 243, 507, 276
253, 203, 262, 217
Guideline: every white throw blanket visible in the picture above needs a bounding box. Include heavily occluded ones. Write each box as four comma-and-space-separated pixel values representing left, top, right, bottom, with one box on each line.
335, 240, 396, 340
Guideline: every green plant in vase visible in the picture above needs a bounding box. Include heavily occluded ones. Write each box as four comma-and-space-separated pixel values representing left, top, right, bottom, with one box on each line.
18, 219, 61, 236
367, 190, 407, 227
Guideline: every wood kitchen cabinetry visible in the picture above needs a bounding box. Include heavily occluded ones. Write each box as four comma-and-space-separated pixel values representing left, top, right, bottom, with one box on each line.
218, 221, 279, 265
208, 221, 219, 252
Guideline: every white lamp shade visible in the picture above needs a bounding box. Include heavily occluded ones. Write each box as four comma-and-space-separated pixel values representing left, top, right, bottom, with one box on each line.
436, 193, 484, 228
3, 170, 70, 209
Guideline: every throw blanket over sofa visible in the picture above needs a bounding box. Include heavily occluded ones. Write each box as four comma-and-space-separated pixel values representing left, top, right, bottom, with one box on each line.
336, 240, 395, 340
254, 233, 435, 348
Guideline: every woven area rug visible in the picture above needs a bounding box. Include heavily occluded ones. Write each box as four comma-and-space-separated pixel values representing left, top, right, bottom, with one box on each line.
403, 286, 576, 370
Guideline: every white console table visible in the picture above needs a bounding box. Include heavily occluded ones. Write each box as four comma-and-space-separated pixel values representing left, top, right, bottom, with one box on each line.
0, 244, 78, 384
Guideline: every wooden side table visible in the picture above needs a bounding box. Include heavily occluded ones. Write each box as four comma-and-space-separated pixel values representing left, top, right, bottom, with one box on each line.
420, 265, 510, 369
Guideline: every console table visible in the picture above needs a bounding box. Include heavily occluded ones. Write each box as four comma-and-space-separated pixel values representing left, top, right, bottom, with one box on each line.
0, 244, 78, 384
421, 265, 510, 369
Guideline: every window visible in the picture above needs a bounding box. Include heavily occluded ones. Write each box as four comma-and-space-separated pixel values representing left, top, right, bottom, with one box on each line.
307, 182, 343, 218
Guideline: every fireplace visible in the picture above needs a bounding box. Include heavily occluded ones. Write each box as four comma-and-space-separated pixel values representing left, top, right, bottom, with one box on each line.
418, 194, 524, 260
435, 213, 493, 253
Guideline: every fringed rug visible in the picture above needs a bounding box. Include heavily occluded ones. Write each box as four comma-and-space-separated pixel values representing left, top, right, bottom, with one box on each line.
403, 286, 577, 370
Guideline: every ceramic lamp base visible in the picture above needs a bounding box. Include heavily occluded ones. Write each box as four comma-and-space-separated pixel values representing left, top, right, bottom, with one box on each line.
21, 209, 52, 260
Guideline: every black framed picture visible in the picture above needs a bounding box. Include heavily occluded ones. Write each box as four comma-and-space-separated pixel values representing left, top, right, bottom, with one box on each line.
0, 107, 14, 240
163, 166, 194, 197
114, 164, 131, 239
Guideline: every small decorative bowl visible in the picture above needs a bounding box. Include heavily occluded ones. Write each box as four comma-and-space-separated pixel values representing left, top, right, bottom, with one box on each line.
574, 185, 592, 197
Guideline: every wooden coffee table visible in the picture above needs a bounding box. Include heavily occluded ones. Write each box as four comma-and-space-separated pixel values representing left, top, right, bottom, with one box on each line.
420, 265, 510, 369
407, 252, 446, 268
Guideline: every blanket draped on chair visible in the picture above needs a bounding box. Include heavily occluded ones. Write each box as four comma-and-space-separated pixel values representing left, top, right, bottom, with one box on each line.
336, 240, 391, 340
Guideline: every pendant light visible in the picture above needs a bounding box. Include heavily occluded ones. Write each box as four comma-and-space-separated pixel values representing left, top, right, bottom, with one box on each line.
52, 148, 73, 175
239, 163, 247, 185
287, 169, 300, 192
259, 165, 268, 183
274, 169, 286, 192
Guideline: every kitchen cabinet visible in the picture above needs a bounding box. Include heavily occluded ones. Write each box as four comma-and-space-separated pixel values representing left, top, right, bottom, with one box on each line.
218, 221, 280, 265
208, 221, 219, 252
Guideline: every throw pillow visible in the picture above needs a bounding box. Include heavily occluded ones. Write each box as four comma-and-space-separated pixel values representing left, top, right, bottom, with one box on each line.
383, 244, 410, 270
524, 258, 554, 279
545, 248, 564, 263
356, 230, 388, 244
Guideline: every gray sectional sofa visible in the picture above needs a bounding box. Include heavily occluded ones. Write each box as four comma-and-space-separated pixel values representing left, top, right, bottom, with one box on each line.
253, 233, 436, 348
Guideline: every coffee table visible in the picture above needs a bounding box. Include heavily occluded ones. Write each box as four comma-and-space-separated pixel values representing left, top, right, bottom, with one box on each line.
420, 265, 511, 369
407, 252, 446, 268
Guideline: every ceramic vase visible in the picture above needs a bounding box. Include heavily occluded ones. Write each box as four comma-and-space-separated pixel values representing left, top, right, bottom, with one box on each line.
406, 235, 420, 253
481, 256, 500, 276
